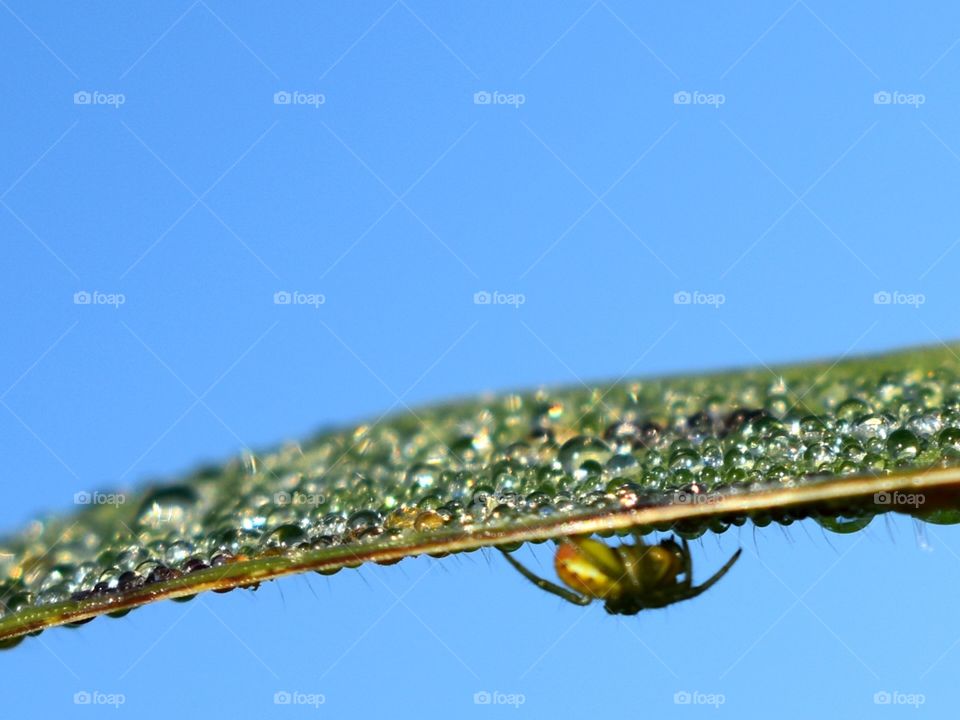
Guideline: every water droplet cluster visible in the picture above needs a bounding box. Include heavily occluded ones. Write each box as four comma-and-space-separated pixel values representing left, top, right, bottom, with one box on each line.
3, 345, 960, 638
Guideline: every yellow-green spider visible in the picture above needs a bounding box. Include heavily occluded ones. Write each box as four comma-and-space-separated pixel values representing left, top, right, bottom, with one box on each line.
500, 534, 742, 615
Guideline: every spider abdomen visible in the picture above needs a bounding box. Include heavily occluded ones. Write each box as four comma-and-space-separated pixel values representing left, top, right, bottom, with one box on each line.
554, 539, 625, 600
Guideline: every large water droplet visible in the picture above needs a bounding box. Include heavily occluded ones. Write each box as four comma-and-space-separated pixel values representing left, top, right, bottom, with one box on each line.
886, 428, 920, 460
136, 486, 200, 530
558, 436, 611, 475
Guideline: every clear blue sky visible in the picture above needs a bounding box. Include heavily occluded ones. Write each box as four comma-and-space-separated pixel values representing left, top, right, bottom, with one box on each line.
3, 2, 960, 716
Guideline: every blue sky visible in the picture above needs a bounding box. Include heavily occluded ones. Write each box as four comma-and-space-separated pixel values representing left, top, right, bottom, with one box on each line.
2, 1, 960, 717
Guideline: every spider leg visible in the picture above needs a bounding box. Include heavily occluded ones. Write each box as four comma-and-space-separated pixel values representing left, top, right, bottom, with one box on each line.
675, 547, 742, 602
499, 549, 592, 606
679, 537, 693, 590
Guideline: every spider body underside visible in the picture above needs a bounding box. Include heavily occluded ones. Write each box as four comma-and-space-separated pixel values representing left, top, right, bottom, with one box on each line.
500, 534, 741, 615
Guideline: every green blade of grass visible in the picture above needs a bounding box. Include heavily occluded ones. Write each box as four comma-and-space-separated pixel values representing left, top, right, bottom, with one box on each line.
2, 341, 960, 647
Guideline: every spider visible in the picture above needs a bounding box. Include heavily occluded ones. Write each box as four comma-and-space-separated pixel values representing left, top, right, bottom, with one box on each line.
500, 534, 741, 615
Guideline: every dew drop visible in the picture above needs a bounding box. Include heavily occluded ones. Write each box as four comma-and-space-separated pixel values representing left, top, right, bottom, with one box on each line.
938, 427, 960, 455
557, 436, 612, 475
886, 428, 920, 460
261, 524, 307, 549
136, 485, 200, 530
853, 414, 893, 441
405, 463, 440, 491
816, 514, 874, 534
